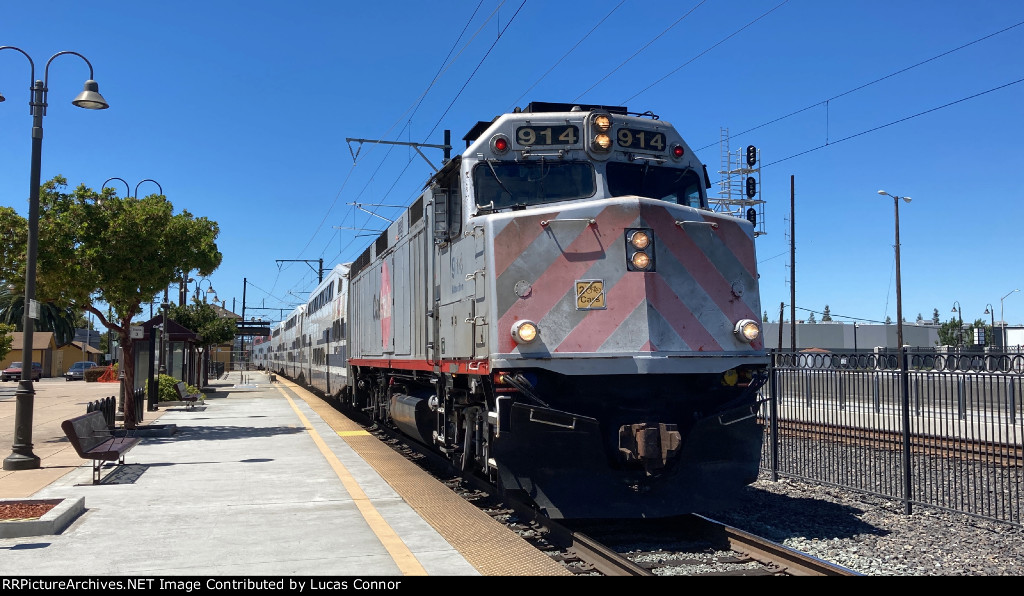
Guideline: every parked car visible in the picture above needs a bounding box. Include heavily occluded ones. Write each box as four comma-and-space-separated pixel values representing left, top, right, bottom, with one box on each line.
64, 361, 97, 381
1, 361, 42, 382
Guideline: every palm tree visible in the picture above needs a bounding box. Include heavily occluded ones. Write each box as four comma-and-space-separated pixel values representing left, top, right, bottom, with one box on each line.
0, 285, 77, 346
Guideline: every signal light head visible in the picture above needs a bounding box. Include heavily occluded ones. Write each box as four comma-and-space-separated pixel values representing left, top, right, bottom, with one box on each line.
671, 144, 684, 159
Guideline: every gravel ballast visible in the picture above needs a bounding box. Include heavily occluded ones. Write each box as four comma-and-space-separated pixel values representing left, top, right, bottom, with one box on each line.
710, 475, 1024, 576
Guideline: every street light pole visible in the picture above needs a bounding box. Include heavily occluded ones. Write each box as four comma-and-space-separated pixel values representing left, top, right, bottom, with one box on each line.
878, 188, 913, 514
1, 47, 109, 471
1001, 288, 1020, 352
984, 303, 996, 348
877, 190, 911, 351
951, 301, 963, 348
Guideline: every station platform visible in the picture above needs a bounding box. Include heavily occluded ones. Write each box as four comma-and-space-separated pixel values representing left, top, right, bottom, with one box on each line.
0, 372, 570, 576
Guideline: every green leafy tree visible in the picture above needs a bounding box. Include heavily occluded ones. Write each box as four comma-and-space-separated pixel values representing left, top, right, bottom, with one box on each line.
932, 308, 940, 325
0, 272, 78, 345
762, 310, 768, 323
821, 305, 832, 321
168, 301, 236, 385
14, 176, 221, 428
885, 316, 892, 325
939, 318, 965, 346
807, 312, 817, 324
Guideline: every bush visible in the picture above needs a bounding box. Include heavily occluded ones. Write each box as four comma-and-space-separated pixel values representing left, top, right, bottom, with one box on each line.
157, 374, 199, 402
84, 366, 109, 382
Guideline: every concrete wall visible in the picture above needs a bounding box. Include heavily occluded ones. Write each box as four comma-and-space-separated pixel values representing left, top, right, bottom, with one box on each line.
762, 321, 940, 351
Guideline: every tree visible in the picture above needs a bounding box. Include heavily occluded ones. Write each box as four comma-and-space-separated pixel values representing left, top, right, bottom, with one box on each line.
807, 312, 817, 324
885, 316, 892, 325
932, 309, 940, 325
762, 311, 768, 323
17, 176, 221, 429
168, 301, 236, 385
939, 318, 962, 346
916, 313, 923, 324
0, 271, 78, 346
821, 305, 832, 321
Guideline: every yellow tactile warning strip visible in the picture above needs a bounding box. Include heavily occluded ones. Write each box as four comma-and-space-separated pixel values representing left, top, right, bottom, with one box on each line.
278, 378, 571, 576
276, 386, 427, 576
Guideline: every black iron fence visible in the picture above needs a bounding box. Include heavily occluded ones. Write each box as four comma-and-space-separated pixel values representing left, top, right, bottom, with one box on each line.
86, 395, 117, 429
760, 349, 1024, 527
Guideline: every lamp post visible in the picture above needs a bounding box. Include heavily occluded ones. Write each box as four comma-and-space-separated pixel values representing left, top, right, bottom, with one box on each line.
1, 47, 109, 471
159, 290, 169, 376
984, 303, 996, 348
1001, 288, 1020, 352
99, 178, 162, 418
951, 301, 963, 348
877, 190, 911, 351
194, 278, 217, 303
878, 188, 914, 514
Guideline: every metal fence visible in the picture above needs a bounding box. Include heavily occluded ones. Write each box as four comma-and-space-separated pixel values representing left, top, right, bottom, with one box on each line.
760, 349, 1024, 526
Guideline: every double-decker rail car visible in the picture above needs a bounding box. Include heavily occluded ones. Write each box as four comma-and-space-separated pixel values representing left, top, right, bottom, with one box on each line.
332, 101, 768, 519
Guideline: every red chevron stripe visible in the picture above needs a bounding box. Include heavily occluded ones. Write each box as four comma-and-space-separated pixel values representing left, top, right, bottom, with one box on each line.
496, 203, 638, 352
648, 272, 722, 350
554, 270, 646, 353
492, 211, 559, 279
645, 205, 758, 323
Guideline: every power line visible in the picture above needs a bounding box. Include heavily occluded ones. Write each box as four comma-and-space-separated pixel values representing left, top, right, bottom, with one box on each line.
761, 76, 1024, 169
694, 18, 1024, 152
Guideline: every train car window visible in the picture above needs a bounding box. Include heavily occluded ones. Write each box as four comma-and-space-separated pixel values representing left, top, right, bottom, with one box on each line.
606, 162, 705, 208
473, 161, 596, 209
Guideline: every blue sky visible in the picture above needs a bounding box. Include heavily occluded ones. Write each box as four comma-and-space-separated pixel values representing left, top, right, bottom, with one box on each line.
2, 0, 1023, 329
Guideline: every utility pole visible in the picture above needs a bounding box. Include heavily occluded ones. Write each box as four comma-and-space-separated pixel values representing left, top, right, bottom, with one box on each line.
789, 175, 796, 351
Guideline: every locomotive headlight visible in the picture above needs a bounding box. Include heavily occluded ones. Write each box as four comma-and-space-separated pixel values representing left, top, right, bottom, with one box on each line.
734, 319, 760, 343
511, 320, 540, 344
592, 134, 612, 152
626, 228, 655, 271
593, 114, 612, 132
630, 251, 651, 270
628, 230, 650, 249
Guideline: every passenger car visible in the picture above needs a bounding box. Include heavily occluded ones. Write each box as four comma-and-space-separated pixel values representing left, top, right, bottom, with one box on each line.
1, 362, 43, 382
64, 361, 97, 381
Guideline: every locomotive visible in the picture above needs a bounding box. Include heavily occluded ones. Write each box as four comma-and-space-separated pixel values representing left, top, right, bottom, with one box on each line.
260, 102, 768, 519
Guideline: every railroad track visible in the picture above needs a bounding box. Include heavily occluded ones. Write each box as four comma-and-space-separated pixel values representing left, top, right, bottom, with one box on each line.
327, 395, 857, 576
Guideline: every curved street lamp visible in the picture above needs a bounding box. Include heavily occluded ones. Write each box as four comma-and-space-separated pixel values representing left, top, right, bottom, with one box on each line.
99, 177, 163, 418
1001, 289, 1020, 351
877, 190, 911, 350
984, 303, 996, 347
951, 301, 963, 348
1, 47, 109, 471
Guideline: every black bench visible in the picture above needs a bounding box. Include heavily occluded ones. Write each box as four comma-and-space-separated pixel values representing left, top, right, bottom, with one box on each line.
61, 411, 142, 484
174, 381, 200, 410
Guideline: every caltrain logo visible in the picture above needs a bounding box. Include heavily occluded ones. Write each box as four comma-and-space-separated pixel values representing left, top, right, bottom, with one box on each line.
380, 261, 392, 348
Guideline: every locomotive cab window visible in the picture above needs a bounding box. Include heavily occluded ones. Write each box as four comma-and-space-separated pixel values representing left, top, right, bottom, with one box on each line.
473, 160, 596, 210
606, 162, 705, 208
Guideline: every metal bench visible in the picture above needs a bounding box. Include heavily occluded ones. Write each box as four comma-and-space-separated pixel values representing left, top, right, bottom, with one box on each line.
174, 381, 200, 410
61, 411, 142, 484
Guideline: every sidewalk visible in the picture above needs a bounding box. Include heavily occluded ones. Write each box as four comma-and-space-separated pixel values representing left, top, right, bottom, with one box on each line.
0, 375, 156, 498
0, 372, 501, 575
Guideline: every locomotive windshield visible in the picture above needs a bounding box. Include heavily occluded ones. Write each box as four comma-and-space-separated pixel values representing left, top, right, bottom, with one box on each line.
473, 160, 596, 209
606, 162, 705, 208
